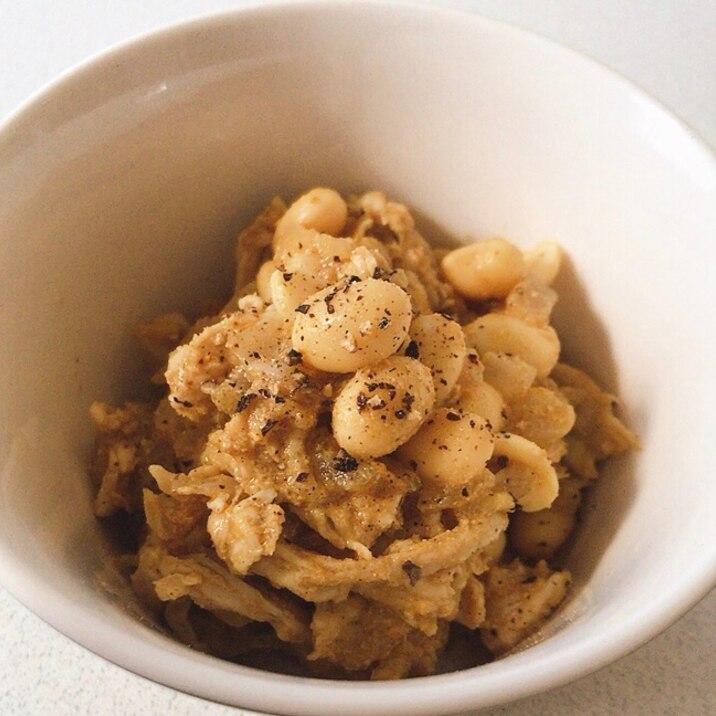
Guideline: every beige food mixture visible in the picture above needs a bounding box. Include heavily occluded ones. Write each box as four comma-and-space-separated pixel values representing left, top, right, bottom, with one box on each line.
90, 188, 638, 679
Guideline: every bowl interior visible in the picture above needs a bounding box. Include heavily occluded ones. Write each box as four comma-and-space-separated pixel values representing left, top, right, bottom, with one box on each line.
1, 3, 715, 714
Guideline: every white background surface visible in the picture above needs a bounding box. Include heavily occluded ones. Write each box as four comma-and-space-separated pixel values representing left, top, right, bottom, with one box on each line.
1, 1, 714, 714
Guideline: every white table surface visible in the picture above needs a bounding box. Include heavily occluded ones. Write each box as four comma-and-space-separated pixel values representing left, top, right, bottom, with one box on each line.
1, 1, 714, 714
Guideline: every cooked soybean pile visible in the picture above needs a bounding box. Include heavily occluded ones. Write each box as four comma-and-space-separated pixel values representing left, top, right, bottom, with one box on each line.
91, 188, 638, 679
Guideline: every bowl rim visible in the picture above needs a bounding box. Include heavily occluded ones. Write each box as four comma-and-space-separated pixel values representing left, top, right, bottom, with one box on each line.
1, 1, 715, 714
2, 0, 716, 160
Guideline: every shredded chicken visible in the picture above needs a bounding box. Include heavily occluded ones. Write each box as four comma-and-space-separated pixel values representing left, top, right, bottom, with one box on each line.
136, 541, 310, 643
207, 490, 285, 574
552, 363, 640, 479
480, 559, 572, 654
91, 188, 637, 678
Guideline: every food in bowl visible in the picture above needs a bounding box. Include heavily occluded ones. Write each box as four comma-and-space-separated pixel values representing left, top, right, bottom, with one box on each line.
89, 187, 637, 679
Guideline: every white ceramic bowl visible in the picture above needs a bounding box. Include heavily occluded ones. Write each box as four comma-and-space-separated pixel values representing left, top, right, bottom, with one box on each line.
1, 2, 715, 714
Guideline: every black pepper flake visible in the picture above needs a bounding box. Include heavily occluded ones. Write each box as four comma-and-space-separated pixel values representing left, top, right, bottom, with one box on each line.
282, 272, 293, 281
296, 472, 309, 482
324, 291, 338, 314
250, 351, 261, 359
461, 487, 469, 497
495, 455, 509, 469
333, 451, 359, 473
394, 409, 407, 419
171, 397, 194, 408
404, 340, 420, 359
365, 381, 396, 392
258, 388, 271, 398
372, 266, 387, 279
236, 392, 257, 412
378, 317, 390, 329
446, 412, 461, 421
356, 392, 368, 411
347, 275, 361, 284
274, 395, 286, 404
402, 392, 415, 410
295, 304, 310, 314
286, 349, 303, 366
401, 560, 422, 586
260, 419, 278, 436
468, 353, 479, 364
